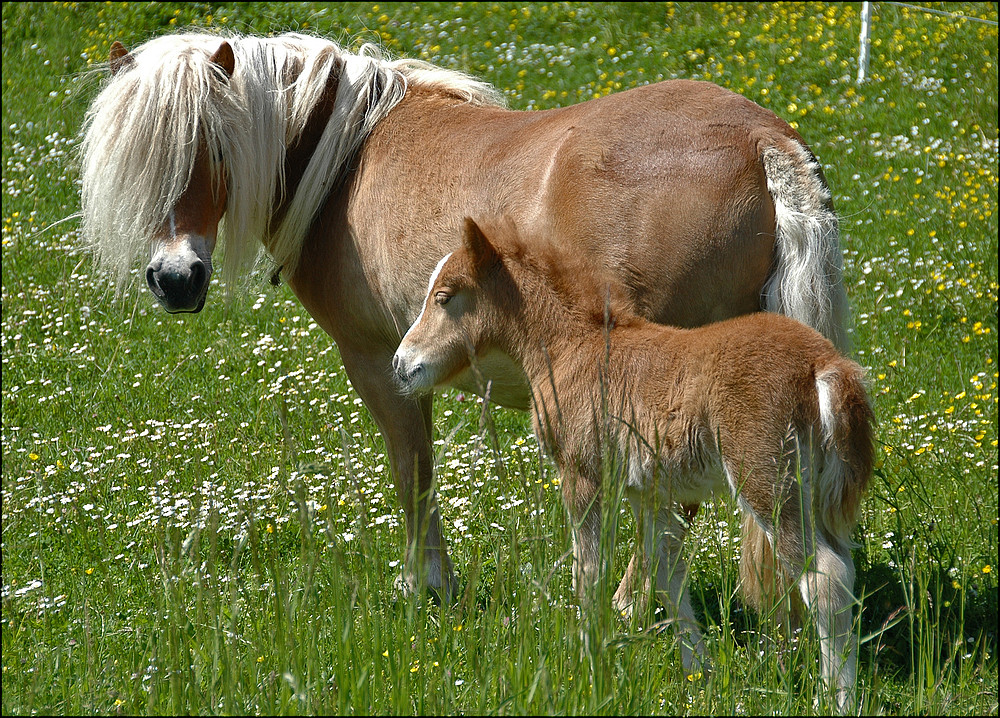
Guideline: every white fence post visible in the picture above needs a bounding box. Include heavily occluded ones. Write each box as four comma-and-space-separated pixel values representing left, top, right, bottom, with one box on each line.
858, 1, 872, 84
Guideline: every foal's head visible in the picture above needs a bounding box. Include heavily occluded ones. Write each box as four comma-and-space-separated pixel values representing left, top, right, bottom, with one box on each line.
393, 218, 519, 394
393, 217, 639, 395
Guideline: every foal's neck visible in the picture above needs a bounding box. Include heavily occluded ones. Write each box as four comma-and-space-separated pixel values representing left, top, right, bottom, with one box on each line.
499, 260, 627, 385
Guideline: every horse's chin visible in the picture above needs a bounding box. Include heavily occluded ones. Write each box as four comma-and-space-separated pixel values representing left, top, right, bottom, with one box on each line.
157, 294, 206, 314
151, 280, 210, 314
162, 295, 207, 314
146, 238, 214, 314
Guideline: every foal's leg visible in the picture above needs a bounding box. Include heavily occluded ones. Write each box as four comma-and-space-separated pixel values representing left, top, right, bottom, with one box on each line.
799, 536, 857, 713
561, 466, 609, 663
648, 504, 707, 676
763, 469, 858, 713
561, 468, 604, 603
339, 346, 456, 602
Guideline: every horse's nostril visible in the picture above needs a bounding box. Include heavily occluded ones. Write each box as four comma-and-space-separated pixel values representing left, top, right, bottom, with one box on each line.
145, 251, 211, 312
157, 270, 185, 295
189, 260, 205, 290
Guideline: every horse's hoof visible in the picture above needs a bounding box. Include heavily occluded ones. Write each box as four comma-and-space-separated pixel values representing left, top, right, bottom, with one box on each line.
612, 597, 634, 622
683, 653, 713, 682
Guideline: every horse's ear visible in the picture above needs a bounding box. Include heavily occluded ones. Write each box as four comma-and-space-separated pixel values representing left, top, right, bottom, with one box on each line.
209, 41, 236, 79
462, 217, 500, 274
109, 41, 135, 76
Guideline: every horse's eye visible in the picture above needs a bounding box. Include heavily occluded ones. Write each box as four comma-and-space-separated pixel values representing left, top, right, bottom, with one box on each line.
434, 291, 452, 306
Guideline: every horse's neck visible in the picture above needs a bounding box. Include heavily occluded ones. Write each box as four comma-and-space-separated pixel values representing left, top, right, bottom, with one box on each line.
268, 69, 340, 240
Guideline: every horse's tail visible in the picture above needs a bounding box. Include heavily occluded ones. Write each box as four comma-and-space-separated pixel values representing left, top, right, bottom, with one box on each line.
761, 141, 851, 353
814, 358, 874, 546
739, 511, 801, 625
738, 356, 873, 621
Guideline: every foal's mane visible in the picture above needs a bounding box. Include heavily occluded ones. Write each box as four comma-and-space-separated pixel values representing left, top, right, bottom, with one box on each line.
80, 31, 505, 289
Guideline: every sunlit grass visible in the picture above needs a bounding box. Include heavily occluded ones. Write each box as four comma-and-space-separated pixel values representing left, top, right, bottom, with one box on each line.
3, 2, 997, 714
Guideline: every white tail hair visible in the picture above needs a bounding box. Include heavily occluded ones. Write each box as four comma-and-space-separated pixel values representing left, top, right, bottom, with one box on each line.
761, 143, 851, 352
815, 362, 873, 544
740, 356, 872, 628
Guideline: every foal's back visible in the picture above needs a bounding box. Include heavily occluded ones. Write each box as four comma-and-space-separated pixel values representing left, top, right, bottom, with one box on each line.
600, 310, 843, 431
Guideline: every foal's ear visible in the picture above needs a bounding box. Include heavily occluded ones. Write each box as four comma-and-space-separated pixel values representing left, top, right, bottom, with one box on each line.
109, 41, 135, 76
462, 217, 501, 274
209, 41, 236, 79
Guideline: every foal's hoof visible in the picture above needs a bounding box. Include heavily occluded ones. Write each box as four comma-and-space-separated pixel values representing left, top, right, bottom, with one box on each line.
393, 571, 455, 606
612, 591, 651, 626
681, 655, 712, 685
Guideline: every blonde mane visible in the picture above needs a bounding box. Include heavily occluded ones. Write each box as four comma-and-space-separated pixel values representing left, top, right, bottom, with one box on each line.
79, 31, 505, 289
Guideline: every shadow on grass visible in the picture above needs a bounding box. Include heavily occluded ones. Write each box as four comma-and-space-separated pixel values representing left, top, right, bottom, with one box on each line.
690, 557, 997, 680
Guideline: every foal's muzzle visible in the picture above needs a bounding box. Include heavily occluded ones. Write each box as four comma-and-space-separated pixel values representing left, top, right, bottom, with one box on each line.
391, 350, 429, 395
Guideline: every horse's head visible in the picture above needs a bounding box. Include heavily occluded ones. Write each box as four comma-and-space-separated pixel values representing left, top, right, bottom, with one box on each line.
143, 128, 227, 314
135, 40, 233, 313
393, 218, 513, 395
82, 38, 237, 313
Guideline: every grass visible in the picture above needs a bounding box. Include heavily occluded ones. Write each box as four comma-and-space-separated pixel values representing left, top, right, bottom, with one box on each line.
2, 1, 997, 714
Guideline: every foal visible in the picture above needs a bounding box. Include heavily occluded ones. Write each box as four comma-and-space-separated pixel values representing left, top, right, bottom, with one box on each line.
393, 218, 873, 710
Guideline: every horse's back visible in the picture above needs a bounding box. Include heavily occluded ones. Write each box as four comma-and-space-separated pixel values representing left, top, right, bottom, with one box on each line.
498, 80, 797, 326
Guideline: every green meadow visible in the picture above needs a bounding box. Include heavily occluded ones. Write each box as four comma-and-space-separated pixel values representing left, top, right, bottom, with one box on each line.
2, 2, 996, 714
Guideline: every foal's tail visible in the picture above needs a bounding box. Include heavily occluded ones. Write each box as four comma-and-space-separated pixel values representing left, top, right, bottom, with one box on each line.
761, 141, 851, 353
739, 357, 873, 618
813, 358, 874, 544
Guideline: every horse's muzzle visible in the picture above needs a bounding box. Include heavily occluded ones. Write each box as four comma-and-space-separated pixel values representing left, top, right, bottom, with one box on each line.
146, 258, 210, 313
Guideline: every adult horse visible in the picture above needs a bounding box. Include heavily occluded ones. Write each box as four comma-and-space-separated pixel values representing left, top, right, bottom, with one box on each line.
80, 32, 849, 603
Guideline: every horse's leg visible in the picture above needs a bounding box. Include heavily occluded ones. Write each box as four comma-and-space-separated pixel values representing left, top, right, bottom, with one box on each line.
614, 502, 699, 621
612, 537, 650, 619
649, 503, 707, 677
614, 491, 651, 619
338, 346, 455, 602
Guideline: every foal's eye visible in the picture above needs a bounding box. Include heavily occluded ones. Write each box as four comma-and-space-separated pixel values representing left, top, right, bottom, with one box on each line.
434, 291, 452, 306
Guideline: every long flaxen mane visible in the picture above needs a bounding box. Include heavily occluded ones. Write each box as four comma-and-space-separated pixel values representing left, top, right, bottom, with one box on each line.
79, 31, 505, 290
